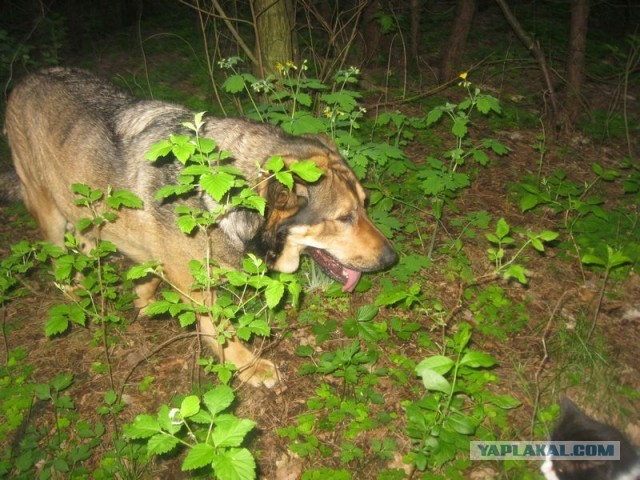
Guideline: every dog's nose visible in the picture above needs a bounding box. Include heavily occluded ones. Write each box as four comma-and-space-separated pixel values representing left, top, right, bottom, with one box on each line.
380, 243, 398, 268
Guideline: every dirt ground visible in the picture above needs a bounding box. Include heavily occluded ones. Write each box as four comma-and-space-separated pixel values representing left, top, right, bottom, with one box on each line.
1, 63, 639, 479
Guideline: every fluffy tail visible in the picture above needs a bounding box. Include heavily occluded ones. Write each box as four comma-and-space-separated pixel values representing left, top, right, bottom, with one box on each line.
0, 170, 23, 203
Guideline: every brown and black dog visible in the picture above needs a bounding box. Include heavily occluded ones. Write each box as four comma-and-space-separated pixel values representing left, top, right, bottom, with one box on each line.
3, 67, 397, 387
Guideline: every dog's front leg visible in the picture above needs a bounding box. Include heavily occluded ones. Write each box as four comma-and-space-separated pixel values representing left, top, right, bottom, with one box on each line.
198, 316, 280, 388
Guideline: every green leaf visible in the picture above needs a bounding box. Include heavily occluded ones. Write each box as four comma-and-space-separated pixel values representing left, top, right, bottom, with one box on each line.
265, 280, 285, 309
495, 218, 509, 239
147, 433, 180, 457
107, 190, 144, 209
182, 443, 216, 471
425, 107, 443, 125
123, 415, 161, 439
223, 74, 247, 94
580, 254, 606, 266
520, 194, 542, 212
275, 171, 294, 190
264, 156, 285, 173
146, 140, 173, 160
201, 171, 236, 202
211, 448, 256, 480
51, 373, 74, 392
418, 368, 451, 394
505, 264, 528, 284
537, 230, 559, 242
451, 117, 468, 139
445, 411, 476, 435
289, 160, 324, 183
459, 351, 496, 368
416, 355, 455, 375
203, 385, 234, 416
181, 395, 201, 418
212, 415, 256, 448
45, 312, 69, 337
177, 215, 198, 234
476, 95, 501, 115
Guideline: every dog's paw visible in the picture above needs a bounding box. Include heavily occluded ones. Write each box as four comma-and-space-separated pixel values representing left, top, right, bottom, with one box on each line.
237, 358, 281, 389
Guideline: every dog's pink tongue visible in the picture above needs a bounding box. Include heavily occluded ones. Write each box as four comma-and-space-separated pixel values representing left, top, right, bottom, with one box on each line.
342, 268, 362, 293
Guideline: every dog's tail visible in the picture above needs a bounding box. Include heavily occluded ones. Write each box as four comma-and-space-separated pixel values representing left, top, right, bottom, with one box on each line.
0, 170, 23, 203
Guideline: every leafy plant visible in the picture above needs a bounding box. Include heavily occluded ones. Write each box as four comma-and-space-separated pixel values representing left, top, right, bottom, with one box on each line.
124, 385, 257, 479
404, 323, 520, 472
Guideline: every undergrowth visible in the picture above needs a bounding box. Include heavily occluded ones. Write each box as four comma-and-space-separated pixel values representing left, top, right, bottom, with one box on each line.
1, 58, 638, 480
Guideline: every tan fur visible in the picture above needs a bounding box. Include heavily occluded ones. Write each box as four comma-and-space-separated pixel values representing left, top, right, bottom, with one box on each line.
3, 67, 397, 387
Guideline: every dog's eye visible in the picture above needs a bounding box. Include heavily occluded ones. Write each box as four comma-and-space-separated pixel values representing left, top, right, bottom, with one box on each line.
336, 213, 355, 224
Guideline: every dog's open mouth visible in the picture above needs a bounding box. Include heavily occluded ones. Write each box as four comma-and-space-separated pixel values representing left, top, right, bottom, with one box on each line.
306, 247, 362, 293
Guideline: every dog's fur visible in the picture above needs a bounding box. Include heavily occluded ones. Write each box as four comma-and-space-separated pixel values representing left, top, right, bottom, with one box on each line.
3, 67, 397, 387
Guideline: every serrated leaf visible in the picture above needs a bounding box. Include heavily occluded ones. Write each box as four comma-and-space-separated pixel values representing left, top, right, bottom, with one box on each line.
223, 74, 247, 94
107, 190, 144, 209
201, 171, 235, 202
51, 373, 74, 392
212, 415, 256, 448
182, 443, 216, 471
181, 395, 201, 418
123, 415, 161, 439
484, 393, 522, 409
147, 433, 180, 456
146, 140, 173, 160
505, 264, 528, 284
375, 288, 409, 306
177, 215, 198, 234
264, 156, 284, 173
289, 160, 323, 182
265, 280, 285, 309
495, 218, 509, 238
203, 385, 234, 416
45, 312, 69, 337
275, 171, 294, 190
452, 117, 468, 138
178, 311, 197, 327
426, 107, 443, 125
211, 448, 256, 480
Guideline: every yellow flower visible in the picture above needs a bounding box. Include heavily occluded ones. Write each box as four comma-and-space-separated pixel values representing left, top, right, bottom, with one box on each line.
275, 62, 284, 74
459, 72, 468, 80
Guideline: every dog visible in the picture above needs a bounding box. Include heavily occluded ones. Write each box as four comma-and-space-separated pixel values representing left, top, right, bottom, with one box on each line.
3, 67, 397, 387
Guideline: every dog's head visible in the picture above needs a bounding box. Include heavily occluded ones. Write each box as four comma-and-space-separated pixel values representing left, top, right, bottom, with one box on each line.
252, 135, 397, 292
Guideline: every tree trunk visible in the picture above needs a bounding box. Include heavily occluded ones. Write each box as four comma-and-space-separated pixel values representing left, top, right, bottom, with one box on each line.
495, 0, 563, 132
253, 0, 295, 76
410, 0, 422, 70
440, 0, 476, 81
566, 0, 590, 122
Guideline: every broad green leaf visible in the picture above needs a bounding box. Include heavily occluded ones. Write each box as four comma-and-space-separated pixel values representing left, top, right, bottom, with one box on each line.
177, 215, 198, 234
265, 280, 285, 309
417, 368, 451, 394
45, 312, 69, 337
182, 443, 216, 471
451, 117, 468, 139
495, 218, 510, 239
445, 411, 476, 435
146, 140, 173, 160
147, 433, 180, 456
275, 171, 294, 190
203, 385, 234, 416
537, 230, 559, 242
264, 155, 285, 173
123, 415, 161, 439
222, 74, 246, 94
200, 171, 235, 202
211, 447, 256, 480
581, 254, 606, 266
107, 190, 144, 209
459, 351, 496, 368
426, 107, 443, 125
51, 373, 74, 392
289, 160, 323, 182
416, 355, 456, 376
520, 194, 541, 212
181, 395, 201, 418
212, 415, 256, 448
